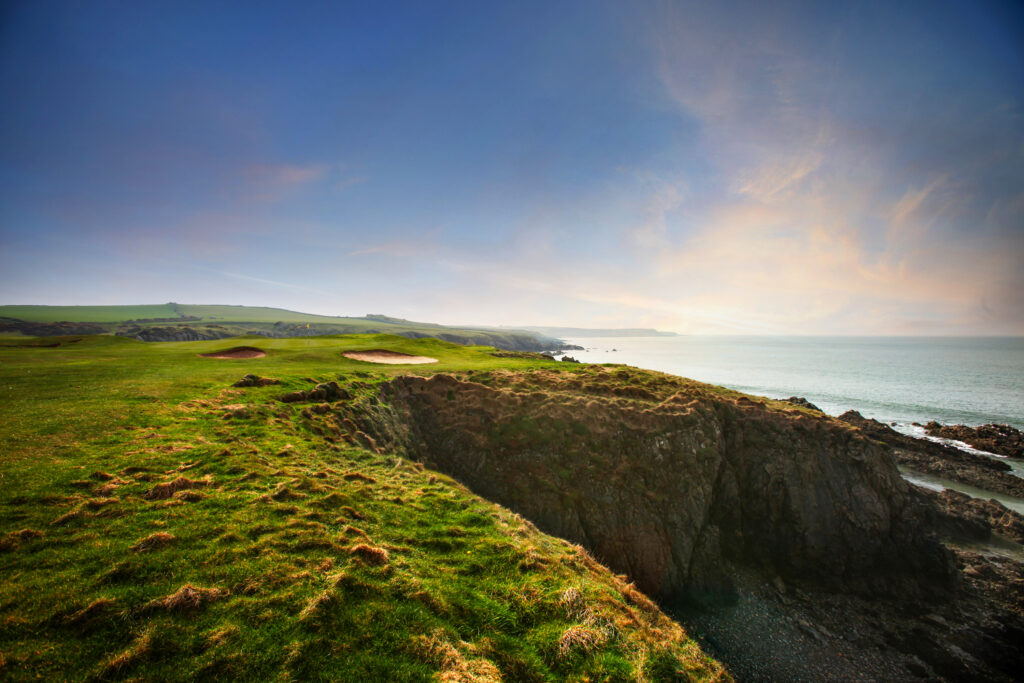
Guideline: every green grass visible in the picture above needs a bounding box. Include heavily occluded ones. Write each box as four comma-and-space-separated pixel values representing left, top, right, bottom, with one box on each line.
0, 304, 182, 323
0, 334, 726, 681
0, 304, 562, 350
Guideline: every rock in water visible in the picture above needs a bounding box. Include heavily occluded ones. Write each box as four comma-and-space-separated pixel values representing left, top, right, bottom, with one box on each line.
924, 421, 1024, 458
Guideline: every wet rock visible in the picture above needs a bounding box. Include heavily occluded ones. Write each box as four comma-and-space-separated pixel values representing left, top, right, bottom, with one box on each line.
927, 488, 1024, 545
838, 410, 1024, 498
279, 381, 349, 404
924, 422, 1024, 459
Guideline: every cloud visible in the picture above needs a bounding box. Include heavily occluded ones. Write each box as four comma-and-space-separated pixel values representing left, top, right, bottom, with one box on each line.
241, 162, 330, 201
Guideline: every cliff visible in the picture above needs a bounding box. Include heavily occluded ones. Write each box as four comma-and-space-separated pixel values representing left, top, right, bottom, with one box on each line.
360, 367, 954, 602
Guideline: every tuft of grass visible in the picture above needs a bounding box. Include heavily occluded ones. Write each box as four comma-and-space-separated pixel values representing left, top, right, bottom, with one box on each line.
147, 584, 225, 612
130, 531, 175, 552
143, 475, 211, 500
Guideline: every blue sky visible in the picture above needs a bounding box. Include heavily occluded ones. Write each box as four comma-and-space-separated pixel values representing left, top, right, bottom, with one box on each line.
1, 0, 1021, 334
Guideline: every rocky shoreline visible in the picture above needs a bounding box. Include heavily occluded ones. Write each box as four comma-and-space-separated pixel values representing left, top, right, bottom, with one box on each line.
924, 421, 1024, 459
833, 409, 1024, 499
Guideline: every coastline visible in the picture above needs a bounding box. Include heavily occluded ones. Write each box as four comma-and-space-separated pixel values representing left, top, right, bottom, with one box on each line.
556, 335, 1024, 429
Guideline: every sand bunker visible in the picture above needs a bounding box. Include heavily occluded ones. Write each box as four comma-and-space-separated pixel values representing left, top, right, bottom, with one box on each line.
199, 346, 266, 359
342, 349, 438, 365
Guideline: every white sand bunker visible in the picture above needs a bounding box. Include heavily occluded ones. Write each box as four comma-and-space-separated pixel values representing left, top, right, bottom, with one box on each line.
342, 349, 438, 365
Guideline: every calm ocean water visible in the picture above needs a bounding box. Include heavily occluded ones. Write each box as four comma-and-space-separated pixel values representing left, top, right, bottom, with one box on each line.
561, 336, 1024, 430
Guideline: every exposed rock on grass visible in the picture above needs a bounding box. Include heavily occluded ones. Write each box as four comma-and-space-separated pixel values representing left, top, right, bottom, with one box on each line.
279, 381, 349, 403
779, 396, 822, 412
233, 374, 280, 388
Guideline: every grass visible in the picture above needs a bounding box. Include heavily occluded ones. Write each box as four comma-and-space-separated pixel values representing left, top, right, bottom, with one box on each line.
0, 304, 563, 350
0, 304, 182, 323
0, 334, 727, 681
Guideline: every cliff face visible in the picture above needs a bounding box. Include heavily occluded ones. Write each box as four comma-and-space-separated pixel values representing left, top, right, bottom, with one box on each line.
368, 367, 954, 602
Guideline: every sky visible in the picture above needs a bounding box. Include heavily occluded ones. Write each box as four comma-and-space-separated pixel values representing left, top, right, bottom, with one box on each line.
1, 0, 1022, 335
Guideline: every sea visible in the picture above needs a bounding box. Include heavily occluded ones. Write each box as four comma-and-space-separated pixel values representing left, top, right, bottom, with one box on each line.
557, 336, 1024, 431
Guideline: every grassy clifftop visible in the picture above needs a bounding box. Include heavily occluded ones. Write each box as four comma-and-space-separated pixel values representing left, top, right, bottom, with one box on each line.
0, 304, 563, 352
0, 335, 727, 681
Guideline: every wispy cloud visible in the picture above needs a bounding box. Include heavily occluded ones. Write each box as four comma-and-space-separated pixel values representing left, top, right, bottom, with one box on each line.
241, 162, 330, 201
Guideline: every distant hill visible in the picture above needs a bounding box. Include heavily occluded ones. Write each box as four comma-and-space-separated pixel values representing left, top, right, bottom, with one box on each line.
519, 326, 677, 338
0, 303, 568, 352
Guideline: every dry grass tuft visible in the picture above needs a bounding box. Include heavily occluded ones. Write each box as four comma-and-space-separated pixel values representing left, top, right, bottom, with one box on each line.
620, 582, 658, 614
83, 497, 118, 510
298, 589, 338, 622
517, 547, 545, 571
0, 528, 43, 552
340, 525, 370, 540
144, 476, 211, 501
101, 627, 153, 674
90, 471, 115, 481
64, 597, 116, 627
338, 505, 366, 520
148, 583, 225, 612
130, 531, 175, 553
557, 625, 608, 659
342, 471, 376, 484
175, 489, 204, 502
95, 483, 120, 496
348, 543, 389, 565
412, 629, 502, 683
206, 625, 239, 648
271, 484, 306, 501
51, 510, 83, 526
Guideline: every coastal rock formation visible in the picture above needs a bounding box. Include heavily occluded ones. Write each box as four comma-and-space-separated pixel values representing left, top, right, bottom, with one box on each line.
838, 410, 1024, 498
779, 396, 822, 412
0, 320, 106, 336
121, 324, 238, 342
925, 422, 1024, 459
368, 368, 954, 602
926, 489, 1024, 545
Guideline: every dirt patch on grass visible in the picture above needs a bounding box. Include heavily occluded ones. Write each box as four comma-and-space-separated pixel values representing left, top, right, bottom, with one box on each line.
199, 346, 266, 359
342, 349, 438, 364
